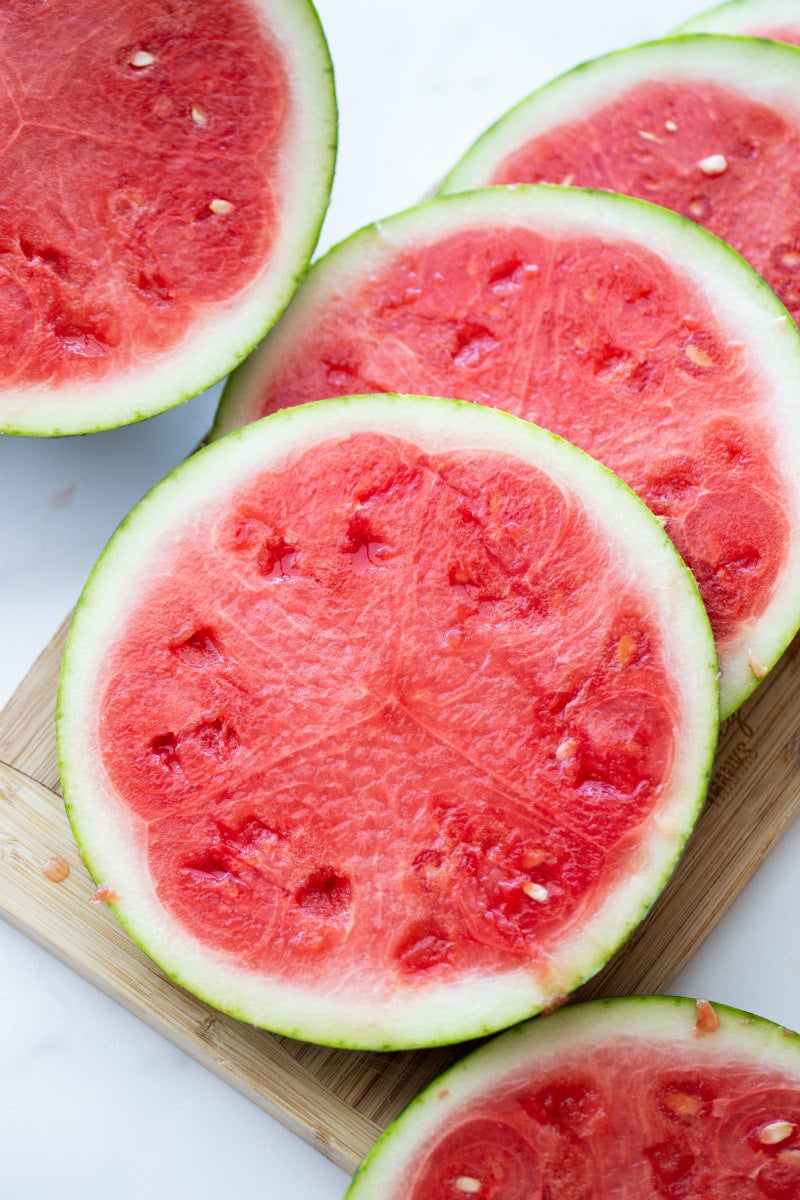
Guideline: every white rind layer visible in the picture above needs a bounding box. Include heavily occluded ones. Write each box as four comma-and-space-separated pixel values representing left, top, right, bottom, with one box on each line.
345, 995, 800, 1198
0, 0, 336, 437
58, 395, 717, 1049
440, 35, 800, 196
214, 185, 800, 717
677, 0, 800, 38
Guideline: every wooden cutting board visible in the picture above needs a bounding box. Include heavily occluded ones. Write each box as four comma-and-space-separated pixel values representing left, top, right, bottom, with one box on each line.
1, 617, 799, 1173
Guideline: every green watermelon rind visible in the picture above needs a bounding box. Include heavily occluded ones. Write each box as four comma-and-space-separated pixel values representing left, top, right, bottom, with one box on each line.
57, 393, 718, 1050
0, 0, 337, 438
439, 34, 800, 198
213, 183, 800, 719
675, 0, 800, 39
345, 994, 800, 1197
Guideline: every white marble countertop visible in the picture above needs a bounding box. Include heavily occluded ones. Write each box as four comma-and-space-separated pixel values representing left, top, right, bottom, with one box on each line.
2, 2, 800, 1196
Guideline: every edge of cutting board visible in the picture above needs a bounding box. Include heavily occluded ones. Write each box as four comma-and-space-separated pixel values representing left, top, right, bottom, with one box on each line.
1, 618, 799, 1171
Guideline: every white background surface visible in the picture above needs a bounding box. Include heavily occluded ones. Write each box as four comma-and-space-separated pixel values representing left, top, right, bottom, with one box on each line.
2, 1, 800, 1196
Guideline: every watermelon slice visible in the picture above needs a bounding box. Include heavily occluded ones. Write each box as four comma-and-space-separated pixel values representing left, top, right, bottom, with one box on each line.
212, 187, 800, 717
440, 34, 800, 333
0, 0, 336, 436
678, 0, 800, 44
345, 995, 800, 1199
57, 394, 717, 1049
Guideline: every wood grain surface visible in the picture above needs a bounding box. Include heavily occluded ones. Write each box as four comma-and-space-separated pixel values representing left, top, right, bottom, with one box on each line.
1, 619, 799, 1172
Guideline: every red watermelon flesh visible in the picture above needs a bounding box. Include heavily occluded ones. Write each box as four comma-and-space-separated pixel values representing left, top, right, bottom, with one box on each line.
1, 0, 280, 380
409, 1045, 800, 1199
98, 432, 678, 982
489, 81, 800, 321
347, 998, 800, 1200
214, 189, 800, 715
752, 27, 800, 41
442, 38, 800, 327
59, 397, 718, 1046
0, 0, 335, 433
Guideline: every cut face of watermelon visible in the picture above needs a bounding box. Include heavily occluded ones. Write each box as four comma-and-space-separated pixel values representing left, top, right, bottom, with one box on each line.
0, 0, 335, 435
677, 0, 800, 44
441, 35, 800, 331
57, 395, 717, 1049
346, 995, 800, 1199
213, 187, 800, 716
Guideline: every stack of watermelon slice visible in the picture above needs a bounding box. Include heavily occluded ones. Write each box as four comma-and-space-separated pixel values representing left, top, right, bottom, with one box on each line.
17, 0, 800, 1193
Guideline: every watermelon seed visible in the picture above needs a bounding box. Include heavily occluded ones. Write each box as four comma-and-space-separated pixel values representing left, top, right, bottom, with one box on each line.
697, 154, 728, 177
685, 344, 713, 368
778, 1150, 800, 1165
758, 1121, 795, 1145
616, 634, 636, 668
663, 1090, 704, 1117
638, 130, 662, 144
129, 49, 156, 69
522, 881, 549, 902
695, 998, 720, 1035
688, 196, 713, 221
42, 855, 70, 883
747, 650, 768, 679
209, 198, 235, 215
555, 737, 578, 763
454, 1178, 482, 1194
190, 104, 207, 127
780, 249, 800, 270
664, 119, 678, 133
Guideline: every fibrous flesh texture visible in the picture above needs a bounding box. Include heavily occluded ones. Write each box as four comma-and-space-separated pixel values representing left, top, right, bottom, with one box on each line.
0, 0, 334, 432
59, 397, 717, 1047
215, 190, 800, 715
346, 998, 800, 1200
442, 38, 800, 326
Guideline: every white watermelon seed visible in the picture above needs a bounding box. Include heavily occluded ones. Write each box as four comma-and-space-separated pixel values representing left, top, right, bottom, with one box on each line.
697, 154, 728, 177
747, 650, 768, 679
455, 1177, 482, 1193
685, 344, 713, 368
758, 1120, 795, 1145
523, 881, 549, 902
664, 119, 678, 132
191, 104, 208, 127
209, 198, 235, 215
555, 737, 578, 762
129, 49, 156, 68
638, 130, 662, 143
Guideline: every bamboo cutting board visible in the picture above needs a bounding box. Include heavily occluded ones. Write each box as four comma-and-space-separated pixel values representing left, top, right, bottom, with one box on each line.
1, 619, 799, 1172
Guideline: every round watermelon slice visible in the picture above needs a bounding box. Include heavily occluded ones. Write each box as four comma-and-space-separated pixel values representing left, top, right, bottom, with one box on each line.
212, 187, 800, 717
0, 0, 335, 436
678, 0, 800, 45
440, 34, 800, 331
57, 394, 717, 1049
345, 995, 800, 1199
